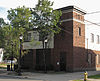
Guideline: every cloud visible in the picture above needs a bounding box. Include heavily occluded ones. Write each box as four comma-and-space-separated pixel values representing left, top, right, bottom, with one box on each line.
0, 0, 37, 9
0, 0, 38, 22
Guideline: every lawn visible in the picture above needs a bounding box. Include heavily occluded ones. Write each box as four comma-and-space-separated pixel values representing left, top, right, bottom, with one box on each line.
0, 63, 9, 69
88, 74, 100, 79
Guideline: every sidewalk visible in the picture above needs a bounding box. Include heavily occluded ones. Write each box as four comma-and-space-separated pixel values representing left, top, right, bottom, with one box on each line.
0, 69, 44, 81
0, 69, 100, 81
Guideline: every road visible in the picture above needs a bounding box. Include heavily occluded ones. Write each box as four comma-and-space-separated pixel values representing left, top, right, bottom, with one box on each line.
0, 69, 100, 81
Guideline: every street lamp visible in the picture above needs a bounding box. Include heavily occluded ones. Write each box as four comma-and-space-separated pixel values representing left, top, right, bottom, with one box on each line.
44, 39, 48, 73
11, 41, 13, 71
18, 34, 23, 76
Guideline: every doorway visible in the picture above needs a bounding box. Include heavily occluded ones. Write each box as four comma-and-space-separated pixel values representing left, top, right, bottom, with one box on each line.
60, 52, 66, 71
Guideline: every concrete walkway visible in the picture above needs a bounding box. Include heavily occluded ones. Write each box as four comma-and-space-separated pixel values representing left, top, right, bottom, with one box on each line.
0, 69, 100, 81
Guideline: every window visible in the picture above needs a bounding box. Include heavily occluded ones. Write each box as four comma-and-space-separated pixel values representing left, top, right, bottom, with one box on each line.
39, 33, 43, 41
77, 15, 80, 20
27, 33, 31, 41
88, 54, 92, 65
91, 33, 94, 43
78, 27, 81, 36
33, 31, 39, 41
97, 54, 100, 64
97, 35, 99, 44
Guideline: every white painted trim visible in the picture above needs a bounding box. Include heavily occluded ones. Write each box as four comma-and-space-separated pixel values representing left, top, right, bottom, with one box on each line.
62, 9, 85, 15
62, 18, 85, 24
73, 18, 85, 24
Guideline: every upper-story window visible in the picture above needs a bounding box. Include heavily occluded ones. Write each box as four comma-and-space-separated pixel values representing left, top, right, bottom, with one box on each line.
97, 35, 99, 44
27, 33, 31, 41
91, 33, 94, 43
39, 33, 43, 41
33, 31, 39, 41
78, 27, 81, 36
77, 15, 80, 20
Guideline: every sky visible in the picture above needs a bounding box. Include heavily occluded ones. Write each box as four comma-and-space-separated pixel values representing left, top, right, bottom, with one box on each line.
0, 0, 100, 23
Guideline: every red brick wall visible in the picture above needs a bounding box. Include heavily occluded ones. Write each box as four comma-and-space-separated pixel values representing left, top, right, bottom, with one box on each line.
22, 7, 99, 71
51, 10, 87, 71
61, 12, 73, 20
72, 12, 96, 71
73, 11, 86, 71
52, 11, 74, 71
73, 12, 84, 21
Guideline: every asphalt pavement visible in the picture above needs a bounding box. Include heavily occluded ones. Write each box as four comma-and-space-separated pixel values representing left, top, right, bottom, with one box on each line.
0, 69, 100, 81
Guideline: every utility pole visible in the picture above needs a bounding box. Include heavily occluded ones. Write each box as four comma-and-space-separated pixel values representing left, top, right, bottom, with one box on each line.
87, 38, 88, 62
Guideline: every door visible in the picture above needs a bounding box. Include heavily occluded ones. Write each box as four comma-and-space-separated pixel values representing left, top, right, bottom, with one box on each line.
60, 52, 66, 71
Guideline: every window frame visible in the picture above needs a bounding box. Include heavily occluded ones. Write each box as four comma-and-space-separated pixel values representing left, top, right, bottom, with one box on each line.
97, 54, 100, 64
78, 27, 81, 36
97, 35, 99, 44
27, 33, 31, 41
91, 33, 94, 43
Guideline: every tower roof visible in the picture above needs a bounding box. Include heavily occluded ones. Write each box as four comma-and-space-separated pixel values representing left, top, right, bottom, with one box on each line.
57, 5, 86, 15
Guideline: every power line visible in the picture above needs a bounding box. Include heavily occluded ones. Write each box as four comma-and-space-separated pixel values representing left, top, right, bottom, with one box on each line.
86, 11, 100, 15
60, 19, 100, 39
84, 19, 100, 26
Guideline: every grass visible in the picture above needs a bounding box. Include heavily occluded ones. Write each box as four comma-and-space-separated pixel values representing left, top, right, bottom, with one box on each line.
0, 63, 9, 69
88, 74, 100, 79
73, 74, 100, 81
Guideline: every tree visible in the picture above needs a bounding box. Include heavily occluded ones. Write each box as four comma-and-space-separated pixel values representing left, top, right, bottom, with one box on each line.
2, 25, 25, 60
31, 0, 62, 38
2, 6, 32, 60
0, 18, 7, 48
7, 6, 32, 30
0, 18, 6, 27
31, 0, 62, 72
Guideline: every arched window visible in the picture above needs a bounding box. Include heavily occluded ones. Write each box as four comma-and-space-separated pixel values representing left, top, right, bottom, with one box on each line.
97, 35, 99, 44
91, 33, 94, 43
78, 27, 81, 36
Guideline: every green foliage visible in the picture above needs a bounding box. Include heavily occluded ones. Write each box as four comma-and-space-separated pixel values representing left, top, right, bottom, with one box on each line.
88, 74, 100, 79
0, 18, 6, 27
1, 25, 21, 60
1, 0, 62, 60
2, 6, 32, 60
0, 18, 7, 48
7, 6, 32, 29
31, 0, 62, 40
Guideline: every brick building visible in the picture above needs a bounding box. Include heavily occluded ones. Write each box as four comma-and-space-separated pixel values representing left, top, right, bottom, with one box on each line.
22, 6, 97, 72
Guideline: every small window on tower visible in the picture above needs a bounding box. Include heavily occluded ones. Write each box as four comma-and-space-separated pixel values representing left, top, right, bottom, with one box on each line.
78, 27, 81, 36
77, 15, 80, 20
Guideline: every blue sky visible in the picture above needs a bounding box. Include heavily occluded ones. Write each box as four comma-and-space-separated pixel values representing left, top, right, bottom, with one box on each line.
0, 0, 100, 23
0, 7, 8, 22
